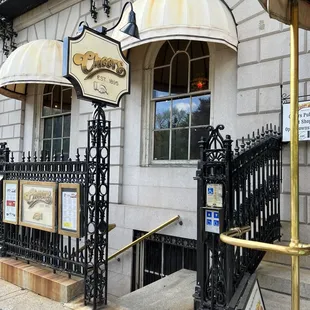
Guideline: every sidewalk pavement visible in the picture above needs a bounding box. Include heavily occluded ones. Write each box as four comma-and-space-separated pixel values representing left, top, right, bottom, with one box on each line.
0, 279, 121, 310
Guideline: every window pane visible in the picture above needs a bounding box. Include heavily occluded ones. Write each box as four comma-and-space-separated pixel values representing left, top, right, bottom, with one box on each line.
63, 138, 70, 159
53, 117, 62, 138
53, 139, 61, 159
172, 97, 190, 128
52, 85, 61, 114
154, 131, 169, 160
63, 115, 71, 137
190, 58, 209, 92
42, 140, 51, 158
169, 40, 190, 52
171, 129, 188, 160
43, 118, 52, 139
153, 67, 170, 98
191, 95, 211, 126
62, 89, 72, 113
171, 53, 189, 95
155, 42, 174, 67
190, 127, 210, 159
188, 41, 209, 59
42, 94, 52, 116
155, 101, 170, 129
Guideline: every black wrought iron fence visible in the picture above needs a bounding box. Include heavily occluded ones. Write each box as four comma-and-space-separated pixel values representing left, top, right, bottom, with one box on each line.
194, 124, 282, 310
1, 149, 87, 276
0, 103, 111, 310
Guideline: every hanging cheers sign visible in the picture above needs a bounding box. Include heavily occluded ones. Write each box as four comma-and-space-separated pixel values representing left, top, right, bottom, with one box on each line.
63, 25, 130, 106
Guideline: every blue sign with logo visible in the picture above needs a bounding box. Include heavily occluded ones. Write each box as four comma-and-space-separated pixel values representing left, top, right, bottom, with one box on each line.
205, 209, 222, 234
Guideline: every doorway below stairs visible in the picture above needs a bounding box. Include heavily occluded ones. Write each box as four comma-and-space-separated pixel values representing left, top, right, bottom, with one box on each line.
131, 231, 197, 291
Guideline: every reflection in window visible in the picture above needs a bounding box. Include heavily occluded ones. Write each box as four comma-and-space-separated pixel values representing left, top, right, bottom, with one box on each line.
152, 40, 210, 160
41, 85, 72, 160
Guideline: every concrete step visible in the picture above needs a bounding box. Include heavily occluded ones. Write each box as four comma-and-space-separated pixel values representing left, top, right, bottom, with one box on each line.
115, 269, 196, 310
257, 261, 310, 299
261, 289, 310, 310
263, 241, 310, 269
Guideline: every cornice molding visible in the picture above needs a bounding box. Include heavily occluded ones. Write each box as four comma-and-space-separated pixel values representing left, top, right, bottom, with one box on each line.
13, 0, 82, 32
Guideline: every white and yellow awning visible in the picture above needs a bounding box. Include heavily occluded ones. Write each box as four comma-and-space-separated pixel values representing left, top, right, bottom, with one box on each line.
111, 0, 238, 51
0, 40, 72, 100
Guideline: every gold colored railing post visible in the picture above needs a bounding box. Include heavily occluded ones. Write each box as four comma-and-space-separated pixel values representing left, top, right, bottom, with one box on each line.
290, 2, 300, 310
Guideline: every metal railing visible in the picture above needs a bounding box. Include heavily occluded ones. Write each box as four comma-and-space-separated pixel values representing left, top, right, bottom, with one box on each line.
108, 215, 180, 261
194, 124, 282, 310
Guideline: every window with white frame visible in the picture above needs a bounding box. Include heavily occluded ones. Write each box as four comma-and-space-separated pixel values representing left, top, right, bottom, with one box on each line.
41, 84, 72, 160
152, 40, 211, 161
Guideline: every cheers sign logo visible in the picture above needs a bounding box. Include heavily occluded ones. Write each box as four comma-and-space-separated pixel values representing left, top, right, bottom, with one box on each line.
73, 51, 126, 80
24, 189, 52, 209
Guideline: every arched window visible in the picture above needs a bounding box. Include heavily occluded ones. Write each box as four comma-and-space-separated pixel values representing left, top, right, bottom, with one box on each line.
152, 40, 211, 160
41, 84, 72, 160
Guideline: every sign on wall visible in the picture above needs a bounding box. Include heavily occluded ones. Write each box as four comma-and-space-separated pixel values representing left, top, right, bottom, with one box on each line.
282, 101, 310, 142
206, 184, 223, 208
63, 26, 130, 107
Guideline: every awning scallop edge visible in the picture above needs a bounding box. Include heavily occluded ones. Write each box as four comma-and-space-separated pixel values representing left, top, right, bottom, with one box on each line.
111, 0, 238, 51
0, 39, 72, 100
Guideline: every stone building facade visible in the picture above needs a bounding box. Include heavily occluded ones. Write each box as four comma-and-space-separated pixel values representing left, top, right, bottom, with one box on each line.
0, 0, 309, 299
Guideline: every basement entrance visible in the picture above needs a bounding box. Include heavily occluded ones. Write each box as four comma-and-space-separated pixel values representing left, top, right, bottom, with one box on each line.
131, 230, 197, 291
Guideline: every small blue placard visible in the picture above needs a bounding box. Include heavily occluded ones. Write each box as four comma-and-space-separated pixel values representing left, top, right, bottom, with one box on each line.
208, 187, 214, 195
205, 209, 221, 234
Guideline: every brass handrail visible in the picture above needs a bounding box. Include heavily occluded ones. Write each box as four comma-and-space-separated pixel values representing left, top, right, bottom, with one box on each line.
108, 215, 180, 261
220, 226, 310, 256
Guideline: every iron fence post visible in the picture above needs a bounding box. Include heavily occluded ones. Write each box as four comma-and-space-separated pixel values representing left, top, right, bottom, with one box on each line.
0, 142, 9, 257
224, 135, 234, 303
85, 102, 110, 309
194, 137, 207, 310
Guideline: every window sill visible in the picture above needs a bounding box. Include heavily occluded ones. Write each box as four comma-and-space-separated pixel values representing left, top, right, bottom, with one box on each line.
143, 160, 199, 168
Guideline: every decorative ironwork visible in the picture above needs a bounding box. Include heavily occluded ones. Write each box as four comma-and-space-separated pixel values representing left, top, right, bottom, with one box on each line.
0, 103, 110, 310
84, 102, 110, 309
132, 230, 197, 291
90, 0, 98, 22
90, 0, 111, 22
0, 16, 17, 56
103, 0, 110, 18
195, 124, 282, 310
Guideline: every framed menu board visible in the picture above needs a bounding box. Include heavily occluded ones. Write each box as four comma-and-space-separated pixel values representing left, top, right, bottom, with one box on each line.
3, 180, 19, 224
58, 183, 80, 238
19, 181, 57, 232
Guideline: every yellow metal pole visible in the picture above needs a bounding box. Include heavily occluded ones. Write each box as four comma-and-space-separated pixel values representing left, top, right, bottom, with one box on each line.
290, 1, 300, 310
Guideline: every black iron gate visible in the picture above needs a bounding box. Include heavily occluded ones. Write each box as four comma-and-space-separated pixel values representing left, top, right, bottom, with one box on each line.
0, 103, 110, 310
132, 230, 197, 291
194, 124, 282, 310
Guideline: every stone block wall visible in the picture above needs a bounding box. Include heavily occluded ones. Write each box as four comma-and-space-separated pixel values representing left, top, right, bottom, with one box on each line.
227, 0, 310, 241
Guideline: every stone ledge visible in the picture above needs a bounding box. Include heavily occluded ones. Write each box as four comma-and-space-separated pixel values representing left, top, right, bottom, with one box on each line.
0, 257, 83, 303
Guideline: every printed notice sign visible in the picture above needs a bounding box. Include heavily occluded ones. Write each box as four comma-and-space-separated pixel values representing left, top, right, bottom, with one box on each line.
282, 101, 310, 142
206, 184, 223, 208
58, 183, 80, 238
245, 280, 265, 310
3, 180, 18, 224
62, 190, 78, 231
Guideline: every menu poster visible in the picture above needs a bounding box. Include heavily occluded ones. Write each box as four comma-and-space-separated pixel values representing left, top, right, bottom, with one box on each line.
58, 183, 80, 238
3, 180, 19, 224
